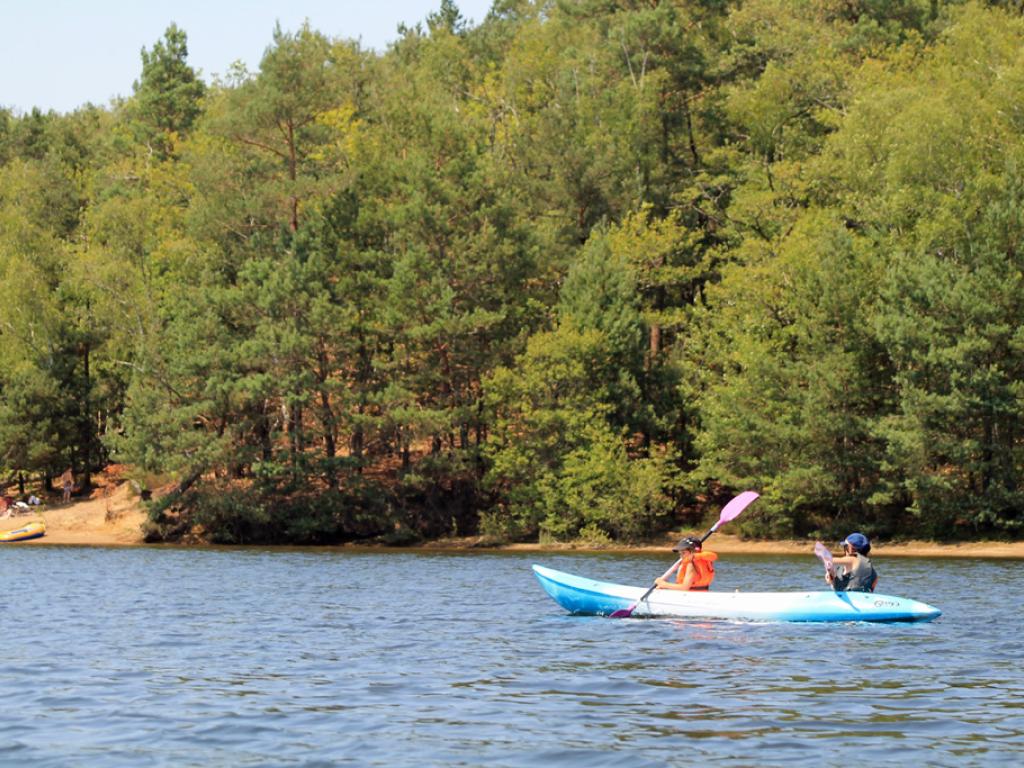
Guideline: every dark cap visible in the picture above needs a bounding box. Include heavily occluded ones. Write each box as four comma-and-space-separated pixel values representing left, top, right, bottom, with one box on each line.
672, 536, 702, 552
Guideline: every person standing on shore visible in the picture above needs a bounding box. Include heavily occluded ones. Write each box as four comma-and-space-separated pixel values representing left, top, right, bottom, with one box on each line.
60, 467, 74, 504
826, 532, 878, 593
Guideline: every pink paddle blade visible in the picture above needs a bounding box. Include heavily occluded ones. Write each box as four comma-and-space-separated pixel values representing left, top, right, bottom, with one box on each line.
705, 490, 760, 536
813, 540, 833, 564
719, 491, 760, 523
814, 541, 835, 578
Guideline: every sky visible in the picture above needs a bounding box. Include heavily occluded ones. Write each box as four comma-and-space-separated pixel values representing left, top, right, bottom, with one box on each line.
1, 0, 495, 115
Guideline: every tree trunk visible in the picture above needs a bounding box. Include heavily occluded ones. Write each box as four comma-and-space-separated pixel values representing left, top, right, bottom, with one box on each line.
258, 403, 273, 463
649, 323, 661, 362
287, 119, 299, 231
316, 347, 337, 486
351, 426, 364, 461
685, 107, 700, 166
288, 402, 304, 483
80, 339, 94, 492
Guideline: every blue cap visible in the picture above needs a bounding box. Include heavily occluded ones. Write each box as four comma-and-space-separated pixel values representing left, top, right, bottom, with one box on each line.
843, 532, 870, 554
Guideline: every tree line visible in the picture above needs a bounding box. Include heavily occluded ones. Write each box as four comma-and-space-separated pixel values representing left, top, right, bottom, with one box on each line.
1, 0, 1022, 544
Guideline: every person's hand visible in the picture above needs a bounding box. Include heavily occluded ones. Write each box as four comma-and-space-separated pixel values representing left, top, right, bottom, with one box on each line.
654, 577, 667, 588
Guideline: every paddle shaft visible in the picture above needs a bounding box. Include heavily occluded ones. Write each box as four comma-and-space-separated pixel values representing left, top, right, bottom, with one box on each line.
616, 522, 727, 615
699, 520, 726, 544
609, 490, 759, 618
629, 524, 725, 611
633, 558, 683, 608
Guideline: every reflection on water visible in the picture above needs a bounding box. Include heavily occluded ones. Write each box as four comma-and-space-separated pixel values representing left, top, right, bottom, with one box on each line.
1, 548, 1021, 767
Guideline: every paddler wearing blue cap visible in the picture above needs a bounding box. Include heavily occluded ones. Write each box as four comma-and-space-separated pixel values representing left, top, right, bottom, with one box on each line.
825, 532, 879, 593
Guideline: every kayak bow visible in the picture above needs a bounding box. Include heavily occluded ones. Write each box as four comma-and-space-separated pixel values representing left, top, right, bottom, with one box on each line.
533, 564, 941, 623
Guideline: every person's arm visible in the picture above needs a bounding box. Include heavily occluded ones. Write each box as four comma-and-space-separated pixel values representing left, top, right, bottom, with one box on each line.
655, 561, 697, 591
654, 560, 681, 589
828, 555, 856, 591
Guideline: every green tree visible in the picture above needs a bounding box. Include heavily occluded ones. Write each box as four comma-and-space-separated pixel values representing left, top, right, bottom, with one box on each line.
689, 213, 891, 535
0, 155, 104, 486
827, 3, 1024, 535
131, 23, 206, 157
484, 234, 676, 541
690, 2, 1024, 538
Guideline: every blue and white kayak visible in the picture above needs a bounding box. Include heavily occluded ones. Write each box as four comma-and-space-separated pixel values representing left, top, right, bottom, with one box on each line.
532, 564, 941, 623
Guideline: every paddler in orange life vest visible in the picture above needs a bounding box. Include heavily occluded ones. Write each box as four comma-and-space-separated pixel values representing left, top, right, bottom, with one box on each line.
654, 536, 718, 591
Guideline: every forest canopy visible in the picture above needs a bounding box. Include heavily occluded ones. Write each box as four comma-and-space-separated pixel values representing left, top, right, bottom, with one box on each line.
2, 0, 1022, 544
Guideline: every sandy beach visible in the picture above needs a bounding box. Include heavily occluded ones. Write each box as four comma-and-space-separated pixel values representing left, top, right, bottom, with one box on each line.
1, 482, 148, 547
486, 535, 1024, 559
3, 483, 1023, 557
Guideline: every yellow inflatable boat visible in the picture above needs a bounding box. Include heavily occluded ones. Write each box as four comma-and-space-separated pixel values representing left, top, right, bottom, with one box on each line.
0, 520, 46, 542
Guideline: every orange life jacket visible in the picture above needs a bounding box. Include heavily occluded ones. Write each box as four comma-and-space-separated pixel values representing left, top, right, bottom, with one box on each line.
680, 551, 718, 590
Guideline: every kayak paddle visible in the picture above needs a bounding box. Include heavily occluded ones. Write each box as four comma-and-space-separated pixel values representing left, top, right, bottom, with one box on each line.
608, 558, 684, 619
814, 540, 835, 580
609, 490, 760, 618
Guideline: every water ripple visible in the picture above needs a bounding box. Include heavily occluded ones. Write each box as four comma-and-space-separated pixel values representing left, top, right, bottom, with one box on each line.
1, 548, 1021, 766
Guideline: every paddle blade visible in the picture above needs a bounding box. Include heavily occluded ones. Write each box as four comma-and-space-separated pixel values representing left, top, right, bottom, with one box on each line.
813, 541, 833, 564
609, 574, 671, 619
718, 490, 760, 523
814, 541, 834, 577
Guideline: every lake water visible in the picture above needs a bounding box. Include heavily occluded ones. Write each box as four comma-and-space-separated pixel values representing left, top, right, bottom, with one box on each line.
1, 547, 1021, 767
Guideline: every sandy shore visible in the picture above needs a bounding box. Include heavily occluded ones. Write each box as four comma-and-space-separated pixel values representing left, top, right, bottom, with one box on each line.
1, 482, 148, 547
479, 535, 1024, 559
3, 484, 1023, 557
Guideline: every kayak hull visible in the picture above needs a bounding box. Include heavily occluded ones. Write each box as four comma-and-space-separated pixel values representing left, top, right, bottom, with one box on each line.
0, 521, 46, 542
532, 564, 941, 623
